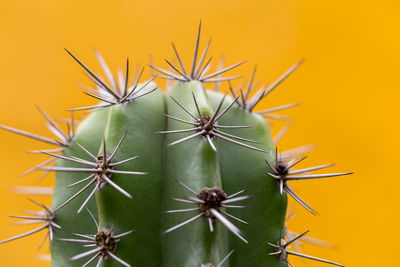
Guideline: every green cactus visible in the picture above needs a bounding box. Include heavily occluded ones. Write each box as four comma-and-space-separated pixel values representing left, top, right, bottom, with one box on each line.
0, 23, 352, 267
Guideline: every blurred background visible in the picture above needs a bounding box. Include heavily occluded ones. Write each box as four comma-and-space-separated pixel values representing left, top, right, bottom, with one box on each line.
0, 0, 398, 266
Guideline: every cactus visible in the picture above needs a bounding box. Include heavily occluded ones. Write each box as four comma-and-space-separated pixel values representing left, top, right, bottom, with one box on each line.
0, 23, 352, 267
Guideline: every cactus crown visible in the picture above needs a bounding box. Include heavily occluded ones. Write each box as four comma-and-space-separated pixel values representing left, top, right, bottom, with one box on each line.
0, 23, 351, 267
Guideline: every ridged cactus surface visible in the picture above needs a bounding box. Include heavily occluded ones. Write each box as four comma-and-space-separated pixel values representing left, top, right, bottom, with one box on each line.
0, 24, 352, 267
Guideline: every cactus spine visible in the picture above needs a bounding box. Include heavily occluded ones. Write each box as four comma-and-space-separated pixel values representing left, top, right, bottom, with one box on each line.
0, 23, 351, 267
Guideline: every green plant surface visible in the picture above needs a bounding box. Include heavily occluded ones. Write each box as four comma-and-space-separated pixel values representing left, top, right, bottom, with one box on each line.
208, 90, 287, 267
162, 81, 229, 266
97, 84, 166, 266
50, 107, 109, 267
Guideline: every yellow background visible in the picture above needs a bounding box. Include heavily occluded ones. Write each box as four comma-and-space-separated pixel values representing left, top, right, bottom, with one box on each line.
0, 0, 397, 266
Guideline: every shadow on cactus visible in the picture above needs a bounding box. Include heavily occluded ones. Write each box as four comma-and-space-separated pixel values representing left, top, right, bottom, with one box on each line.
0, 22, 351, 267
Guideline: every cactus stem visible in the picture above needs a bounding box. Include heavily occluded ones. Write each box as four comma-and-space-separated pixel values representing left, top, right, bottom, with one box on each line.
164, 181, 249, 243
0, 199, 57, 250
268, 230, 344, 267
